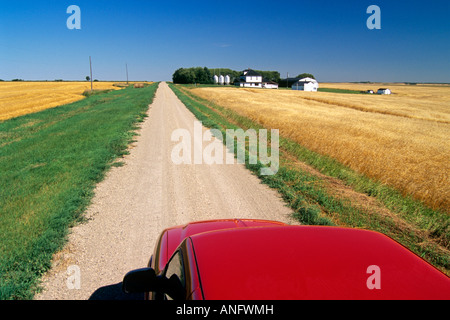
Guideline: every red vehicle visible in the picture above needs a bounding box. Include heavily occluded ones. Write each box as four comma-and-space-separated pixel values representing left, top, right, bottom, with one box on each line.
122, 219, 450, 300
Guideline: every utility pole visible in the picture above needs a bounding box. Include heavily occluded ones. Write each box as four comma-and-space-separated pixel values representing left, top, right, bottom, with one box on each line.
89, 56, 93, 91
287, 72, 289, 89
126, 63, 129, 85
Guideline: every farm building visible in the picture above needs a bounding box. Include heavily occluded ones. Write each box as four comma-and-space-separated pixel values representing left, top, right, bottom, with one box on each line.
213, 74, 231, 85
262, 78, 279, 89
292, 78, 319, 92
235, 69, 278, 89
377, 88, 392, 95
235, 69, 263, 88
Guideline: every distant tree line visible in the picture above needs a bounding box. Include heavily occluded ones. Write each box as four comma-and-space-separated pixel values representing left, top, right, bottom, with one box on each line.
172, 67, 214, 84
209, 68, 241, 80
172, 67, 314, 85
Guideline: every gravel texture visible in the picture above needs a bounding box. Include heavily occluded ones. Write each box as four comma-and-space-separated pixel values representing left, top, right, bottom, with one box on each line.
35, 82, 295, 300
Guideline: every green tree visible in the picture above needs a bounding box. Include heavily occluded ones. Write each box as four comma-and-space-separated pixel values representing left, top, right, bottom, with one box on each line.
257, 70, 281, 83
194, 67, 213, 84
173, 67, 213, 84
296, 73, 315, 79
173, 68, 194, 84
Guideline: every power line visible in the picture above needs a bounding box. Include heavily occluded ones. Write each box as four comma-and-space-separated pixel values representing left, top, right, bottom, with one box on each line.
89, 56, 93, 91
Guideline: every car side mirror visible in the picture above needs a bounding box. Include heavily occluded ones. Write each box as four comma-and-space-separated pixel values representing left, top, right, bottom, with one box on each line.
122, 268, 186, 300
122, 268, 162, 294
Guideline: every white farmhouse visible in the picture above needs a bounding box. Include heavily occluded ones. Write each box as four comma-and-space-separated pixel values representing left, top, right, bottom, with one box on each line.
377, 88, 392, 95
235, 69, 263, 88
292, 78, 319, 92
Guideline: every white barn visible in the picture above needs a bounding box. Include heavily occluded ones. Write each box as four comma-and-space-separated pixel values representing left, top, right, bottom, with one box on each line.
292, 78, 319, 92
377, 88, 392, 95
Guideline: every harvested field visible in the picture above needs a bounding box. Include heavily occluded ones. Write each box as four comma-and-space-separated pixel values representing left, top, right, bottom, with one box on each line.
0, 82, 126, 120
0, 84, 160, 299
188, 83, 450, 213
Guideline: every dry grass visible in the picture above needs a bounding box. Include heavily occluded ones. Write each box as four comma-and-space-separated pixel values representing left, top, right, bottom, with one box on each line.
189, 83, 450, 213
0, 82, 124, 121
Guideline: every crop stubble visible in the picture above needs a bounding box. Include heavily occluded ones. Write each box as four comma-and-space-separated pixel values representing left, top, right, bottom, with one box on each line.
189, 83, 450, 213
0, 82, 124, 121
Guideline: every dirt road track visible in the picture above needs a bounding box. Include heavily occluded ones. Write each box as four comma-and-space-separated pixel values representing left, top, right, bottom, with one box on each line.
36, 82, 295, 300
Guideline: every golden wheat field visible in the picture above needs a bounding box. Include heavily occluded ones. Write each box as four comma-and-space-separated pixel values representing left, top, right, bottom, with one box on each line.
0, 82, 125, 121
189, 83, 450, 213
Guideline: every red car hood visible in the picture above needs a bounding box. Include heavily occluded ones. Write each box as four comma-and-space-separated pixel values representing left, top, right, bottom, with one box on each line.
190, 226, 450, 300
160, 219, 287, 270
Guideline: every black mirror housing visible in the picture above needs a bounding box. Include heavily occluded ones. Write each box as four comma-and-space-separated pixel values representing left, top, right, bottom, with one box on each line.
122, 268, 186, 300
122, 268, 159, 294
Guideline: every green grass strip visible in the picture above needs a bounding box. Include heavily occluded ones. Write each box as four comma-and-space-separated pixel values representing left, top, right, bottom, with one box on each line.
318, 88, 367, 94
0, 83, 159, 299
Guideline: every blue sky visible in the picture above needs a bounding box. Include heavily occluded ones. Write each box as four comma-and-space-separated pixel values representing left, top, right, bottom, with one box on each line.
1, 0, 449, 82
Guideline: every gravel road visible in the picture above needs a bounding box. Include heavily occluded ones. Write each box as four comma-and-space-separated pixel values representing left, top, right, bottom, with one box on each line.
35, 82, 295, 300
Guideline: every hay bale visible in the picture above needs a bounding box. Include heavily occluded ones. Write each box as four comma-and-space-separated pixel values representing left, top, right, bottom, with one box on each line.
134, 83, 144, 88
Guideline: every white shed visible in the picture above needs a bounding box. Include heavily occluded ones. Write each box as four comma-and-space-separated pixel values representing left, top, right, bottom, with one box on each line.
377, 88, 392, 95
292, 78, 319, 92
262, 78, 279, 89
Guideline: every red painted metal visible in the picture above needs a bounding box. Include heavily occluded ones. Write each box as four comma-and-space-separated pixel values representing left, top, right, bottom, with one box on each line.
146, 219, 450, 300
190, 226, 450, 300
156, 219, 286, 271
